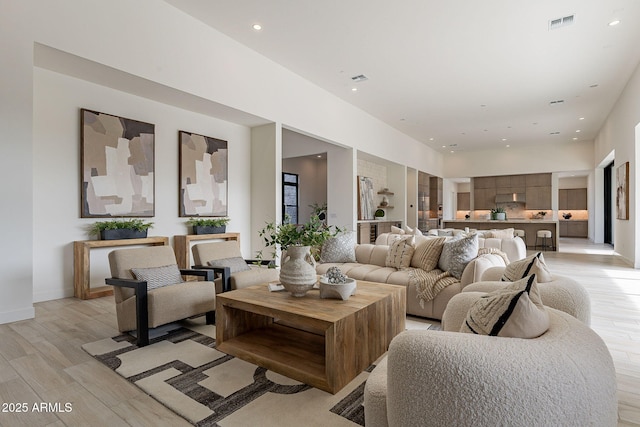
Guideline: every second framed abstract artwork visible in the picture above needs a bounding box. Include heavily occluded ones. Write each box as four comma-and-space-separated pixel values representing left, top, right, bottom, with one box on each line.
179, 131, 228, 217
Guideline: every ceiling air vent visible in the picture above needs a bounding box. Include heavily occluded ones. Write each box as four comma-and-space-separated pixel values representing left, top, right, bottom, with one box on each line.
549, 14, 575, 30
549, 99, 565, 105
351, 74, 368, 82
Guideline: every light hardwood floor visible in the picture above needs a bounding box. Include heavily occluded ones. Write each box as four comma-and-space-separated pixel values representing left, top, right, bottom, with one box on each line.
0, 238, 638, 426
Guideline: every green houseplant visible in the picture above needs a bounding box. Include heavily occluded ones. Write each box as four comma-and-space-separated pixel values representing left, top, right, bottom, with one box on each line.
257, 214, 344, 261
186, 217, 230, 235
258, 214, 344, 297
89, 218, 154, 240
490, 206, 507, 220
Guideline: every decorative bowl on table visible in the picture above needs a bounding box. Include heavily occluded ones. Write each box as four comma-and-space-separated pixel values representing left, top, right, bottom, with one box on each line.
319, 267, 357, 300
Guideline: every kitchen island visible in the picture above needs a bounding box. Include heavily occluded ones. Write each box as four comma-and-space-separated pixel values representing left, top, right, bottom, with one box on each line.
443, 219, 558, 250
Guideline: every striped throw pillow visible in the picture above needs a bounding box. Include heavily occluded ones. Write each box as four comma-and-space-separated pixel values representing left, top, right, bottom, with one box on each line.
131, 264, 184, 290
460, 274, 549, 338
411, 237, 447, 271
501, 252, 552, 282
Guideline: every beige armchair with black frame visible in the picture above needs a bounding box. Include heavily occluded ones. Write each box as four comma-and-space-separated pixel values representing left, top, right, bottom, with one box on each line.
106, 245, 216, 347
191, 240, 279, 292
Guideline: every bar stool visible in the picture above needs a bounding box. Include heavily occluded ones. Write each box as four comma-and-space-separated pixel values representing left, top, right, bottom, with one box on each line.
514, 229, 526, 246
535, 230, 554, 251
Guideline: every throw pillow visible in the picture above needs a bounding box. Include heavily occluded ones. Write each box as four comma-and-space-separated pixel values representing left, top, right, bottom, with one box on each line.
438, 233, 479, 279
486, 228, 515, 239
385, 236, 415, 269
460, 274, 550, 338
207, 257, 251, 274
501, 252, 552, 283
319, 231, 357, 263
437, 229, 453, 237
391, 225, 405, 234
131, 264, 184, 291
411, 237, 447, 271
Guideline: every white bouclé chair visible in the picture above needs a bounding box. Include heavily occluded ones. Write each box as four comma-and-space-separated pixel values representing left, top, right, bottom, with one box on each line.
363, 296, 617, 427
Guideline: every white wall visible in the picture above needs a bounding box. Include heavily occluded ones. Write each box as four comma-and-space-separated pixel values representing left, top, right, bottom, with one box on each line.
443, 141, 595, 179
33, 67, 253, 301
594, 60, 640, 267
0, 1, 35, 322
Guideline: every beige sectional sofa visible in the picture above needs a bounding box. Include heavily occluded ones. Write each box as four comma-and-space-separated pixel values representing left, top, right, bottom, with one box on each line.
316, 232, 527, 320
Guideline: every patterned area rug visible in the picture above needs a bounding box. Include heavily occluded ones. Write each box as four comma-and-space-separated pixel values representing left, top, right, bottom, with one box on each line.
84, 319, 437, 427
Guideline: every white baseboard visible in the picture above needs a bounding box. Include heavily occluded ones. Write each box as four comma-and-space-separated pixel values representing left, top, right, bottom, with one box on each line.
0, 306, 35, 325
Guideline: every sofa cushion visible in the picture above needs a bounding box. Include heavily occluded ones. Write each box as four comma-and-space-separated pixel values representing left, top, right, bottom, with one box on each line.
319, 231, 357, 263
386, 236, 415, 269
486, 228, 515, 239
131, 264, 184, 291
438, 233, 479, 279
207, 256, 251, 274
460, 274, 550, 338
437, 229, 454, 236
411, 237, 446, 271
501, 252, 552, 283
391, 225, 405, 234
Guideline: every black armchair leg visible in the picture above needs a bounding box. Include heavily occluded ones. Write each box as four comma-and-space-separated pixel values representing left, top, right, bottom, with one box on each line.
205, 311, 215, 325
134, 285, 149, 346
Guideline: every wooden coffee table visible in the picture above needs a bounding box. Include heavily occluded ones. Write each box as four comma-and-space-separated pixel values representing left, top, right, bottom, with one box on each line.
215, 280, 406, 394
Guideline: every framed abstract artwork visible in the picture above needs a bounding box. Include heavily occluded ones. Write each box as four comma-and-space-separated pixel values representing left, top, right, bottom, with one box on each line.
357, 176, 375, 220
616, 161, 629, 220
179, 130, 228, 217
81, 109, 155, 217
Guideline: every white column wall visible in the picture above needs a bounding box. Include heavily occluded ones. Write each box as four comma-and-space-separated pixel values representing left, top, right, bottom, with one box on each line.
594, 60, 640, 267
0, 1, 35, 322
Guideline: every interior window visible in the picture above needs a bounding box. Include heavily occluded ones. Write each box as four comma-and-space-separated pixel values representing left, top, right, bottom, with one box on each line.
283, 172, 299, 224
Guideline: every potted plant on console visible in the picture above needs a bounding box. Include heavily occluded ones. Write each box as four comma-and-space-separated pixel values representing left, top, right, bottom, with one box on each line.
89, 218, 154, 240
258, 214, 343, 297
186, 217, 230, 235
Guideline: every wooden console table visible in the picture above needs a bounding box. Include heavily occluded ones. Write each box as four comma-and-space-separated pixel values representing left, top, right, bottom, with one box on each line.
173, 232, 240, 269
73, 236, 169, 300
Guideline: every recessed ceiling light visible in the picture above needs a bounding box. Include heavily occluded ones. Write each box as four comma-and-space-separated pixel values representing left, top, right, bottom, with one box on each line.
609, 20, 620, 26
351, 87, 358, 92
442, 145, 446, 148
501, 138, 507, 141
450, 150, 455, 153
429, 138, 434, 141
573, 137, 578, 140
252, 23, 262, 31
576, 129, 581, 133
506, 145, 510, 148
317, 155, 322, 158
579, 117, 585, 120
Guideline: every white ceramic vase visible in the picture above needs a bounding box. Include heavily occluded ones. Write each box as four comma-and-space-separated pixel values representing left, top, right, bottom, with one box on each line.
279, 245, 317, 297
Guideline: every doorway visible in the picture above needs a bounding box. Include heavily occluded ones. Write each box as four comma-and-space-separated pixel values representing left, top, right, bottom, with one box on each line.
604, 161, 613, 244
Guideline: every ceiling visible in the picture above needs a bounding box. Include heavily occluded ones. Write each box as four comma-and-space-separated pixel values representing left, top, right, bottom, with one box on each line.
165, 0, 640, 153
